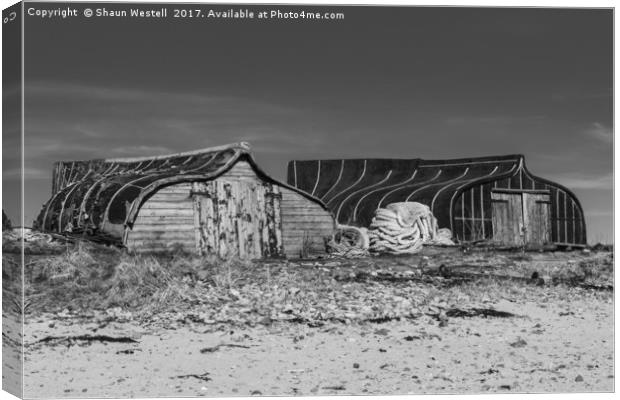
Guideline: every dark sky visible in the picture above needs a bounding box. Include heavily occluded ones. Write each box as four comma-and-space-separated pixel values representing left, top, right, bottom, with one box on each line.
12, 4, 613, 242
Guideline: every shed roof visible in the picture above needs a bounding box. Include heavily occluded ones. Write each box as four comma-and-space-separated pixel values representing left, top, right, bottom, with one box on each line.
287, 155, 524, 227
36, 142, 327, 238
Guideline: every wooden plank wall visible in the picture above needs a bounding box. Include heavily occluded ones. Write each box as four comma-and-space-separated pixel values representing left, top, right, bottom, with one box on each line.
192, 177, 283, 259
454, 174, 586, 246
125, 183, 195, 252
212, 160, 335, 258
490, 192, 523, 246
493, 174, 585, 246
126, 159, 335, 258
204, 161, 283, 258
523, 193, 551, 245
279, 187, 335, 258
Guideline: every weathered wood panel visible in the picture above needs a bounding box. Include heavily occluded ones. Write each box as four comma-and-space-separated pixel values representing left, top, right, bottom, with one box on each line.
217, 180, 233, 257
281, 221, 335, 228
140, 203, 193, 210
129, 238, 195, 246
279, 186, 335, 258
523, 193, 551, 246
254, 182, 266, 257
455, 171, 585, 246
127, 160, 335, 257
191, 161, 283, 259
280, 210, 335, 217
132, 217, 195, 225
126, 182, 196, 253
138, 209, 194, 217
139, 194, 192, 202
193, 182, 217, 255
221, 162, 255, 177
131, 223, 194, 231
272, 186, 283, 255
491, 191, 552, 247
491, 192, 523, 246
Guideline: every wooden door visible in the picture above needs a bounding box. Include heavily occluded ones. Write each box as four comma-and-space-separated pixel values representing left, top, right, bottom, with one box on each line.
491, 192, 524, 246
491, 191, 551, 247
191, 179, 283, 259
523, 193, 551, 246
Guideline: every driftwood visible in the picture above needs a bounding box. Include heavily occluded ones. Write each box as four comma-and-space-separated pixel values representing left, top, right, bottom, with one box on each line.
200, 343, 252, 353
32, 335, 138, 347
174, 372, 211, 382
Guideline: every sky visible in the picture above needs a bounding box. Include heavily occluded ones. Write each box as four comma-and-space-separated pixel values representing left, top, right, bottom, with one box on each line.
6, 4, 613, 242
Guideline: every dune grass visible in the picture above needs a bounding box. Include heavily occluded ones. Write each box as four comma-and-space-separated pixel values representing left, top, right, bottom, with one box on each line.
17, 240, 613, 323
22, 243, 260, 316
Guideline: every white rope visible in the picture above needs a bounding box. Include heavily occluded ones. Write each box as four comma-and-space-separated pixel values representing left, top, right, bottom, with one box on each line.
367, 202, 454, 254
327, 201, 454, 257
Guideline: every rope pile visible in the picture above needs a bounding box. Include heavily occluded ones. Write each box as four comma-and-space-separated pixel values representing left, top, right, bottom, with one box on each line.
326, 225, 370, 258
326, 202, 454, 258
367, 202, 454, 254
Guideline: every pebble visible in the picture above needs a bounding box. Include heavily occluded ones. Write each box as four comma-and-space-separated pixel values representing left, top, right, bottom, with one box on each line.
374, 328, 390, 336
509, 338, 528, 348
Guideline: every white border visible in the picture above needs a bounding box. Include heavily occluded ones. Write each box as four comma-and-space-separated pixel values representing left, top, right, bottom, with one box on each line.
0, 2, 615, 400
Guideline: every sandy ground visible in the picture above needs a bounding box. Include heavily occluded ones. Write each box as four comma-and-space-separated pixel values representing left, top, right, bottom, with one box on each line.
2, 313, 23, 397
23, 291, 613, 397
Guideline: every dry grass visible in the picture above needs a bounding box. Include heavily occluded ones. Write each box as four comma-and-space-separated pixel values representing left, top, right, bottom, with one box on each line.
19, 241, 613, 324
22, 244, 261, 316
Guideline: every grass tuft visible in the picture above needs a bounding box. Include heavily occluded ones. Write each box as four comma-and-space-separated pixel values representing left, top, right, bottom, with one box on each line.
18, 241, 614, 323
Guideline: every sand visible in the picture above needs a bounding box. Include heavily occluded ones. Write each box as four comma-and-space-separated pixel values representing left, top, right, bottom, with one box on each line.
23, 288, 613, 397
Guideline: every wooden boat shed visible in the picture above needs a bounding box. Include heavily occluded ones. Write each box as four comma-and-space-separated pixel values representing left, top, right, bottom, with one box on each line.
287, 155, 586, 248
35, 142, 336, 258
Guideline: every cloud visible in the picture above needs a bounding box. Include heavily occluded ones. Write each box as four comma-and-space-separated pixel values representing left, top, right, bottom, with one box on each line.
107, 145, 174, 157
585, 122, 613, 144
3, 167, 50, 180
19, 82, 334, 226
551, 90, 612, 102
25, 81, 298, 121
443, 114, 547, 126
24, 81, 311, 149
549, 172, 612, 190
23, 137, 99, 161
585, 209, 613, 217
238, 128, 326, 154
74, 125, 105, 139
18, 79, 335, 217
